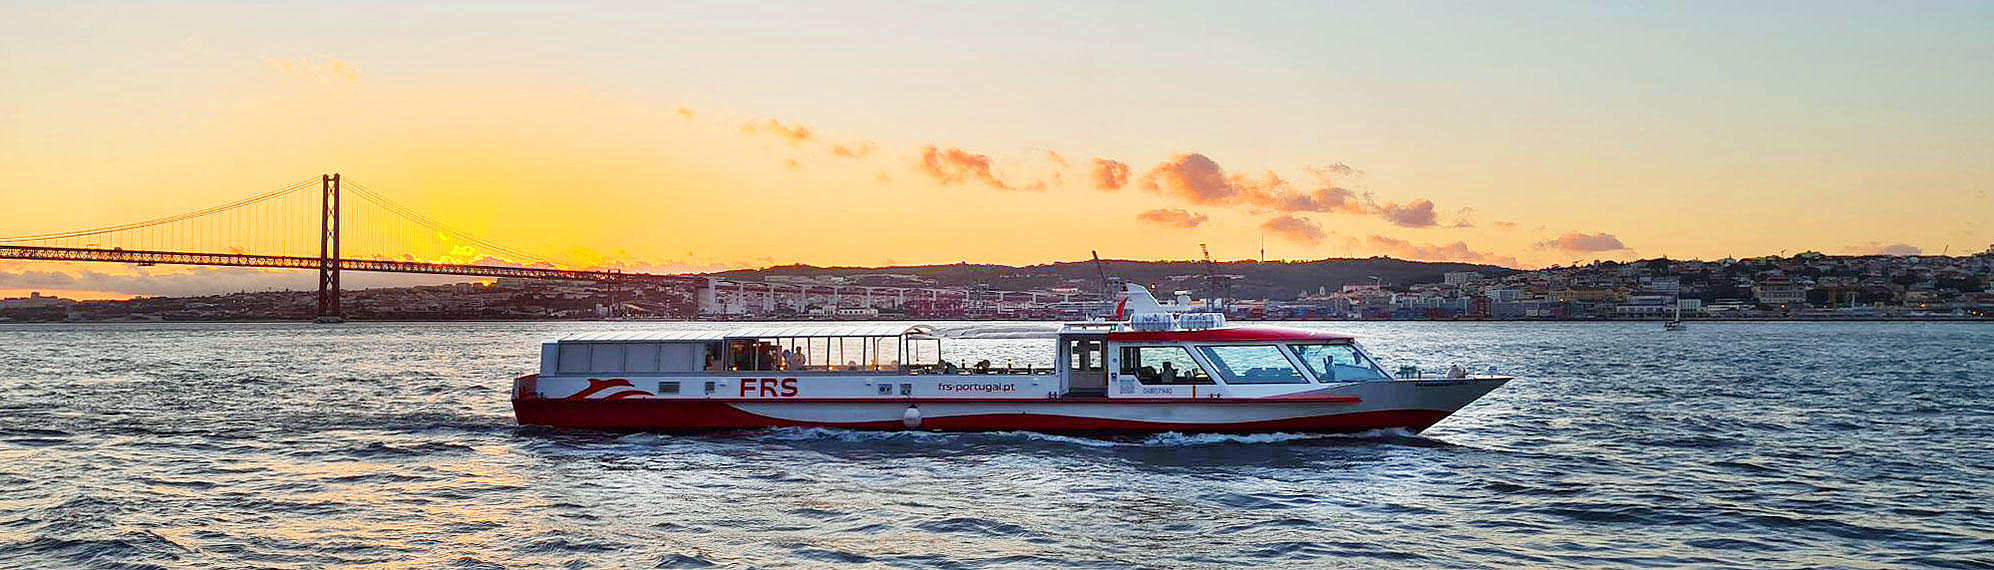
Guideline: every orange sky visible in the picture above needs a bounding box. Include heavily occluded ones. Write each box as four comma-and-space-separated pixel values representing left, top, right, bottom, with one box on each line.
4, 3, 1992, 298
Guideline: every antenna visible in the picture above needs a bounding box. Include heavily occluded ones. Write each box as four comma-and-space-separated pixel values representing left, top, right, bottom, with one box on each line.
1259, 232, 1266, 262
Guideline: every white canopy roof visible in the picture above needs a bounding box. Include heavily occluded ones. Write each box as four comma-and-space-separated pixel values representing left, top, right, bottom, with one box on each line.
556, 330, 729, 343
724, 324, 934, 339
555, 324, 933, 344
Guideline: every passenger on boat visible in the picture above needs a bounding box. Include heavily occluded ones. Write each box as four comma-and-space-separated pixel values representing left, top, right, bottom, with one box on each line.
1161, 361, 1179, 383
941, 360, 959, 374
973, 359, 992, 374
782, 349, 805, 371
1447, 364, 1468, 379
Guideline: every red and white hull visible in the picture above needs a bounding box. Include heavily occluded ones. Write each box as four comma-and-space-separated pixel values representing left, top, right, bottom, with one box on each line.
510, 374, 1508, 434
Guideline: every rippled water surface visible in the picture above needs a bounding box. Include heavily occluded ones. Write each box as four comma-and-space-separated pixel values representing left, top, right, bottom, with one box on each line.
3, 321, 1992, 568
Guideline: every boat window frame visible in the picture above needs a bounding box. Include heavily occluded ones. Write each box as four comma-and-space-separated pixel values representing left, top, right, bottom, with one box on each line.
1194, 343, 1311, 385
720, 332, 942, 374
1116, 344, 1215, 385
1288, 341, 1391, 383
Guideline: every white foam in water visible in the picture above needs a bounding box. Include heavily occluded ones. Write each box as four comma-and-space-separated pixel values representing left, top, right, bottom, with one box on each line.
755, 427, 1426, 448
1138, 432, 1330, 446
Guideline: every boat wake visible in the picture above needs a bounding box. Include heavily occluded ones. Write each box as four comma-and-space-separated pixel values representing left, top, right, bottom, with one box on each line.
754, 426, 1443, 448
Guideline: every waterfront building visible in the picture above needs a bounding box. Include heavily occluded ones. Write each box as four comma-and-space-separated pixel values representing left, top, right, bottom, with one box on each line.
1752, 278, 1808, 306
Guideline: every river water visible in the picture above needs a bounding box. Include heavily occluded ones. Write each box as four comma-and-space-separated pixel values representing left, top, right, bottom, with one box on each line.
1, 321, 1990, 568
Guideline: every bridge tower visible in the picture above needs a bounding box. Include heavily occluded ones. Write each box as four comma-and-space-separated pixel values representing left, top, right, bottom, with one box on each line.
315, 173, 344, 323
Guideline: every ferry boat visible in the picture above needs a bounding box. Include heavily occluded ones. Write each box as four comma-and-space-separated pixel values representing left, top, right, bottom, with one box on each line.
511, 286, 1511, 433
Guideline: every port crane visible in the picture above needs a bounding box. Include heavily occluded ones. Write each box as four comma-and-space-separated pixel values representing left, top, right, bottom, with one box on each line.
1200, 243, 1226, 312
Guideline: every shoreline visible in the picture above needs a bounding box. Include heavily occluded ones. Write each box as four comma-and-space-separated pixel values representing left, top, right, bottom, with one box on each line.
4, 316, 1989, 325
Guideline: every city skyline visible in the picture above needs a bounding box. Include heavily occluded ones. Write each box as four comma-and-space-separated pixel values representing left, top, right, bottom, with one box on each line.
5, 2, 1993, 299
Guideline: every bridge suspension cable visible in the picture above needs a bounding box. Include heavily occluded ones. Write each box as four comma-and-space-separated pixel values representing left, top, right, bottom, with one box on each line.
0, 178, 320, 244
342, 180, 556, 267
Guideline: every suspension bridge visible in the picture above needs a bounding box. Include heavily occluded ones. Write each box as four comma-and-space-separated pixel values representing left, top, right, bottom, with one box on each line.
0, 174, 1098, 321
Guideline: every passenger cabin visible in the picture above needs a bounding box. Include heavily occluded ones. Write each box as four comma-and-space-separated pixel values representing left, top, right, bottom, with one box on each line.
537, 316, 1396, 401
542, 325, 945, 377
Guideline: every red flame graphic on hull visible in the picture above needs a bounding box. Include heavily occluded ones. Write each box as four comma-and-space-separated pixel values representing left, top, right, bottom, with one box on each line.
565, 378, 656, 400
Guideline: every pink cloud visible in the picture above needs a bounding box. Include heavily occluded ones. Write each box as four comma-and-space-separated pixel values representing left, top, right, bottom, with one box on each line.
1140, 153, 1239, 204
740, 119, 814, 145
1365, 235, 1518, 267
1045, 151, 1070, 167
1536, 232, 1628, 252
831, 141, 876, 158
1136, 208, 1209, 228
1372, 198, 1439, 228
1092, 158, 1131, 191
918, 145, 1015, 190
1261, 215, 1326, 245
1847, 241, 1921, 256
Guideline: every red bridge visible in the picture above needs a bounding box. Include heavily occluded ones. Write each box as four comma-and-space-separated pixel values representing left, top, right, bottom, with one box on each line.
0, 174, 1097, 321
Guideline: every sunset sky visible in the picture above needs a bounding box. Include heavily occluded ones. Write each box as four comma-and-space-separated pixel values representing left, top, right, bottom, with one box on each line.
4, 2, 1993, 298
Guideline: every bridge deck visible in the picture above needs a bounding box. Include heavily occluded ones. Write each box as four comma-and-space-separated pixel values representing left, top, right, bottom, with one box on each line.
0, 245, 695, 282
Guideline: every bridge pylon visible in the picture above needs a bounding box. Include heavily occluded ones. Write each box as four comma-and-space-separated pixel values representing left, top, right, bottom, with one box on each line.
315, 173, 344, 323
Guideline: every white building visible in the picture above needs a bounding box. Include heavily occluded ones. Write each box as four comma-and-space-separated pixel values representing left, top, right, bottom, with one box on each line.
1443, 271, 1484, 285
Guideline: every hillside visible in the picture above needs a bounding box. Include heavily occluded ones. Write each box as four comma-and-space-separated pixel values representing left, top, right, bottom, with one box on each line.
710, 257, 1518, 300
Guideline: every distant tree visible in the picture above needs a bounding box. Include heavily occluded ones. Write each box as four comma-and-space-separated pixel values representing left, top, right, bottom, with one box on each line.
1935, 276, 1986, 293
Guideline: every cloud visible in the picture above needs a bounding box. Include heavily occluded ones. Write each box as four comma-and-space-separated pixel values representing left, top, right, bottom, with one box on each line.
265, 57, 360, 83
1044, 151, 1070, 168
1140, 153, 1239, 204
1372, 198, 1439, 228
1310, 162, 1360, 177
1091, 158, 1131, 191
1536, 232, 1628, 252
918, 145, 1017, 190
739, 119, 814, 145
676, 107, 695, 120
1847, 241, 1921, 256
1363, 235, 1517, 267
1261, 215, 1326, 245
1450, 207, 1477, 228
1245, 186, 1368, 215
1492, 220, 1518, 230
1135, 208, 1209, 228
831, 141, 876, 158
1132, 153, 1448, 228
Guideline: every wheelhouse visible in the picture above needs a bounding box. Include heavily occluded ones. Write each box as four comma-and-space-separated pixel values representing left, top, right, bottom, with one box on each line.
1063, 324, 1394, 399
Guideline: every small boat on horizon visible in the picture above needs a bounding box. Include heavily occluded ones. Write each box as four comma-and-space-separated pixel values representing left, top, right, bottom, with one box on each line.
510, 285, 1511, 434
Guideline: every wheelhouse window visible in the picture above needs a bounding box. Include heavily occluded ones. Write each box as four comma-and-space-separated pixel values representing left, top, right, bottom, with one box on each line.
1198, 345, 1307, 384
1118, 346, 1212, 385
1292, 343, 1388, 382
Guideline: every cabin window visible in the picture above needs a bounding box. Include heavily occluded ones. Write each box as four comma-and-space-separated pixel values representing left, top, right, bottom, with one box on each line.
557, 343, 592, 373
1291, 344, 1389, 382
625, 343, 661, 373
590, 344, 625, 372
1198, 345, 1307, 384
657, 381, 680, 395
1118, 346, 1213, 385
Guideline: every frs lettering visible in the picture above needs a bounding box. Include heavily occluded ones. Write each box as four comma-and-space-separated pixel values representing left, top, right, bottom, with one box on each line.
737, 377, 799, 397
